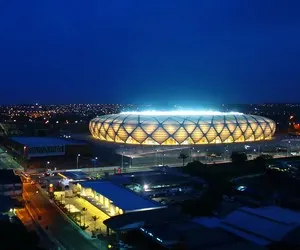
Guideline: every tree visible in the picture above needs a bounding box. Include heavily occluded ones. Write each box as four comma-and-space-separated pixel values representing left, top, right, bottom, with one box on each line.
183, 160, 207, 176
230, 152, 247, 164
178, 152, 189, 167
81, 207, 87, 227
255, 154, 273, 161
92, 215, 99, 234
254, 154, 274, 173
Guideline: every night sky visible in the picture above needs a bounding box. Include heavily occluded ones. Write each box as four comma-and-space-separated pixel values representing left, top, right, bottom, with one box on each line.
1, 1, 300, 105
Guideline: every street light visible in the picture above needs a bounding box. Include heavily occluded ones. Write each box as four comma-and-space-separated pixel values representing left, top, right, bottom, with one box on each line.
77, 154, 81, 169
190, 147, 194, 162
130, 156, 133, 168
121, 152, 124, 169
93, 157, 98, 169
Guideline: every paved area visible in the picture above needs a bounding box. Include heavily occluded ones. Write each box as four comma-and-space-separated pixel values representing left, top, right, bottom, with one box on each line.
23, 183, 108, 250
16, 208, 36, 231
54, 191, 110, 235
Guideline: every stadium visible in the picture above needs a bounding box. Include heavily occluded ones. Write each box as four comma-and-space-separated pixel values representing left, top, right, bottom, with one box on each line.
89, 111, 276, 146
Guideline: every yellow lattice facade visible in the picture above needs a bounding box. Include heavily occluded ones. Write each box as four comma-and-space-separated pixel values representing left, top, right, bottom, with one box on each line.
89, 113, 276, 145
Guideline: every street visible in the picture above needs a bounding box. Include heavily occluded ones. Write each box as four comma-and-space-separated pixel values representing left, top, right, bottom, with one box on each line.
22, 183, 108, 250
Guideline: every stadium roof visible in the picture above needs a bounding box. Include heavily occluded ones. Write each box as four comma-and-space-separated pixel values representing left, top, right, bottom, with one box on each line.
81, 181, 164, 212
10, 137, 86, 147
120, 110, 244, 116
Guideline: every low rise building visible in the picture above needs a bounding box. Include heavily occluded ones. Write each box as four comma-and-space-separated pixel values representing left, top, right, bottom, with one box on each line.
76, 181, 164, 216
0, 170, 22, 196
194, 206, 300, 248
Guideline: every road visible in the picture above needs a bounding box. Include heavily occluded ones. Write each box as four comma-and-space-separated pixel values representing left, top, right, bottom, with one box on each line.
23, 183, 108, 250
16, 207, 55, 249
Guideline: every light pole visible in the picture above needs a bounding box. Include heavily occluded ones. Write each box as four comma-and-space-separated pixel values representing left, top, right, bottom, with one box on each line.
121, 152, 124, 169
156, 149, 158, 166
162, 153, 166, 166
93, 157, 98, 169
76, 154, 80, 169
190, 147, 194, 162
46, 161, 50, 170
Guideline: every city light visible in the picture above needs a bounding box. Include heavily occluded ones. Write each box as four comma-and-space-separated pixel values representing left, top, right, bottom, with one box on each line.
121, 110, 244, 116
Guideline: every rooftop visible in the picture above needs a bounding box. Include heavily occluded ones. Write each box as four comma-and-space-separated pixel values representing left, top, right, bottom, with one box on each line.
107, 171, 190, 186
10, 136, 86, 147
195, 206, 300, 246
81, 181, 164, 212
120, 110, 243, 116
59, 171, 87, 180
104, 207, 182, 231
141, 221, 247, 250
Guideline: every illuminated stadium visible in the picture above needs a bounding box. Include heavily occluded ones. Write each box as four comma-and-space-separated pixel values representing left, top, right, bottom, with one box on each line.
89, 111, 276, 146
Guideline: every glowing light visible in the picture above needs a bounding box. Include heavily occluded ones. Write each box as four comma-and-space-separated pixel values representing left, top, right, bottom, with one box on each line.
143, 184, 149, 190
120, 110, 243, 116
237, 185, 247, 191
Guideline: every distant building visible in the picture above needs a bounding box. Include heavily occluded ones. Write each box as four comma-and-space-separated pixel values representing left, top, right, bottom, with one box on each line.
289, 115, 300, 135
5, 136, 90, 160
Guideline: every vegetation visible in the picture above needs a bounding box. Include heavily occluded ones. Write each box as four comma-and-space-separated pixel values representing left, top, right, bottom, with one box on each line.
230, 151, 247, 164
92, 215, 99, 235
181, 154, 300, 216
181, 155, 276, 216
178, 152, 189, 167
81, 207, 87, 227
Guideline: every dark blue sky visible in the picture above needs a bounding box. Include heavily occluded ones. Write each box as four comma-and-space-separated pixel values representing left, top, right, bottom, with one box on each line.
1, 0, 300, 105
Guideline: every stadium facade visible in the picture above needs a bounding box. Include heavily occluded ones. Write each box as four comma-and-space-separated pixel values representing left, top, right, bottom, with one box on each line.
89, 111, 276, 146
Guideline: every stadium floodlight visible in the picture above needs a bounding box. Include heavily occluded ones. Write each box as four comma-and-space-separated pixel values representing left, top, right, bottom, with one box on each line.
120, 110, 243, 116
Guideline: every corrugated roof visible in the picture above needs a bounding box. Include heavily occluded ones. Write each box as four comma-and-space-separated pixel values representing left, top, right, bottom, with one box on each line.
194, 206, 300, 246
10, 137, 86, 147
220, 206, 300, 245
104, 207, 181, 231
81, 181, 163, 212
240, 206, 300, 224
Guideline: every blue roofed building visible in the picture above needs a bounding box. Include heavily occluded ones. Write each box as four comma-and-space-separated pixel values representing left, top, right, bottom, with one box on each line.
194, 206, 300, 247
77, 181, 165, 216
7, 136, 89, 159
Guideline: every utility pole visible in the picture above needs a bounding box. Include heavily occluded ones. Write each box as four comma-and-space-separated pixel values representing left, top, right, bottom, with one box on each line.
76, 154, 80, 169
